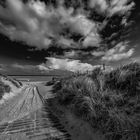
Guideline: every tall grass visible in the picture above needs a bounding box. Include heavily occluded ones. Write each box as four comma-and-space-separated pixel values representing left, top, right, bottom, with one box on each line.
0, 81, 11, 99
0, 74, 22, 99
53, 62, 140, 140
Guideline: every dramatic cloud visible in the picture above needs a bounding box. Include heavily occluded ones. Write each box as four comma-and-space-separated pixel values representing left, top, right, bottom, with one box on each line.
102, 41, 134, 61
40, 57, 102, 73
89, 0, 135, 16
0, 0, 137, 70
92, 51, 105, 57
0, 0, 101, 50
89, 0, 108, 13
0, 0, 135, 51
0, 61, 101, 74
109, 0, 135, 16
0, 60, 113, 75
37, 64, 50, 71
64, 51, 78, 58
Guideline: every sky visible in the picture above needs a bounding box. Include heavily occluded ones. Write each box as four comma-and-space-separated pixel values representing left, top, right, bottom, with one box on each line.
0, 0, 140, 75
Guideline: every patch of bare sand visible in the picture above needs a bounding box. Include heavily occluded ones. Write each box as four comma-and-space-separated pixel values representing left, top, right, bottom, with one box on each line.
0, 133, 29, 140
0, 86, 44, 124
50, 99, 105, 140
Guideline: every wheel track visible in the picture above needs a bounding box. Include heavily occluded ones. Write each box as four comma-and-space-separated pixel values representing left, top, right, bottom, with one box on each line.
0, 85, 71, 140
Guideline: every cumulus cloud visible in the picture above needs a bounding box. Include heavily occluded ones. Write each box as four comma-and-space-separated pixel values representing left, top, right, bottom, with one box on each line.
37, 64, 50, 71
64, 51, 78, 58
102, 41, 134, 61
89, 0, 135, 16
109, 0, 135, 16
0, 0, 101, 50
0, 0, 136, 65
89, 0, 108, 13
40, 57, 102, 73
1, 61, 112, 75
83, 32, 101, 47
92, 51, 105, 57
0, 0, 135, 50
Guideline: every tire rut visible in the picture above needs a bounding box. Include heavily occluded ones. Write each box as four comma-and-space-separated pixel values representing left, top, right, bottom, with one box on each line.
0, 85, 72, 140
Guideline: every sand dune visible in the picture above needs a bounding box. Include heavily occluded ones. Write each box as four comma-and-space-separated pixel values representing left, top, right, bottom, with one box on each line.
0, 78, 104, 140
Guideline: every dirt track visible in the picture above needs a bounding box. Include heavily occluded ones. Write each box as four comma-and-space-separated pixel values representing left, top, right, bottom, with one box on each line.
0, 85, 71, 140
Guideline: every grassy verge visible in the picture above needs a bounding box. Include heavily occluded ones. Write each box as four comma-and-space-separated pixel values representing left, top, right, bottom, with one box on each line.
53, 62, 140, 140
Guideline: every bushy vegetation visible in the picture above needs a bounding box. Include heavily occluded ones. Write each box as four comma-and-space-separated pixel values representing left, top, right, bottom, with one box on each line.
53, 62, 140, 140
0, 81, 11, 99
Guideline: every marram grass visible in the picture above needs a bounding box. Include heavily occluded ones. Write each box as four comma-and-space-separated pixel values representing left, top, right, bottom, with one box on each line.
53, 62, 140, 140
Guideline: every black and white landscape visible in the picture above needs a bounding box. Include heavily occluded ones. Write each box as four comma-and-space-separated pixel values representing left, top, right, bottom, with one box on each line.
0, 0, 140, 140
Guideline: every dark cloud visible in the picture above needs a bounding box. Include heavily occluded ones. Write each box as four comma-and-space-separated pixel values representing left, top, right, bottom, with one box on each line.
0, 0, 135, 49
0, 0, 139, 72
0, 0, 100, 50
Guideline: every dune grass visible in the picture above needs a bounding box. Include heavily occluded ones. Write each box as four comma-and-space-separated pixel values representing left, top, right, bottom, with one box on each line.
53, 62, 140, 140
0, 74, 22, 99
0, 81, 11, 99
2, 75, 23, 88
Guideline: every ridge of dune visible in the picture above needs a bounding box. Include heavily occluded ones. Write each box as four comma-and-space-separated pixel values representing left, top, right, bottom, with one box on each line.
0, 74, 23, 103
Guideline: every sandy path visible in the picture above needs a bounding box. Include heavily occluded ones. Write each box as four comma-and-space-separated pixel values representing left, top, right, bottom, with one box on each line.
0, 84, 71, 140
0, 83, 105, 140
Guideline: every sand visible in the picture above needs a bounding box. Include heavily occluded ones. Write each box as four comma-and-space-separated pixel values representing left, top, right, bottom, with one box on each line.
0, 83, 104, 140
0, 84, 71, 140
